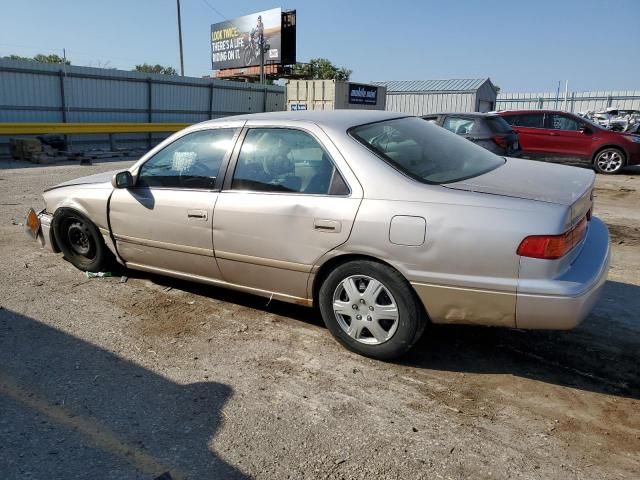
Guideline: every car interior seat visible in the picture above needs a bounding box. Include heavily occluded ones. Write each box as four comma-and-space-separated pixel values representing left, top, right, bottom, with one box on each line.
263, 146, 302, 192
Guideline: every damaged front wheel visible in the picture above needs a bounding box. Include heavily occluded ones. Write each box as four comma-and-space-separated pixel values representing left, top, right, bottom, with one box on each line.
53, 209, 114, 272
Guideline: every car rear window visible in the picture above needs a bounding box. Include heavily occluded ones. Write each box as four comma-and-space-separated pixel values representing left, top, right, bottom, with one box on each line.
486, 116, 513, 134
350, 117, 505, 185
442, 117, 476, 135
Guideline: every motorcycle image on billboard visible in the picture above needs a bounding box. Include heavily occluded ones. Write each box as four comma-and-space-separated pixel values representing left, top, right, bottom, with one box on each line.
211, 8, 282, 70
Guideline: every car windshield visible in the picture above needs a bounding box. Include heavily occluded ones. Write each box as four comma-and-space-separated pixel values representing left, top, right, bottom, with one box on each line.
580, 115, 602, 128
350, 117, 505, 184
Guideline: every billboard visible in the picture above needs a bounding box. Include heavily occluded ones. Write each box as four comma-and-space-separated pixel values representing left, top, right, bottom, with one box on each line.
211, 8, 287, 70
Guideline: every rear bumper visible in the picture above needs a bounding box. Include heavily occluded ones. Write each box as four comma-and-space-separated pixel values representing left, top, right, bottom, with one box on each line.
515, 217, 610, 329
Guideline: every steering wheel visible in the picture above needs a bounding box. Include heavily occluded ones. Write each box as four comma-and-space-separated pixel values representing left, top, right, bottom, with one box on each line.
183, 161, 212, 177
180, 161, 216, 188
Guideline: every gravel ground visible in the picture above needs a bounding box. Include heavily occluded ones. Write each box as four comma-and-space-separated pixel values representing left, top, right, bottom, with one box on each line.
0, 158, 638, 479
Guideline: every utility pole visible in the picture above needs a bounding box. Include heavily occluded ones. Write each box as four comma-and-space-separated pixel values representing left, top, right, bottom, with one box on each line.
176, 0, 185, 76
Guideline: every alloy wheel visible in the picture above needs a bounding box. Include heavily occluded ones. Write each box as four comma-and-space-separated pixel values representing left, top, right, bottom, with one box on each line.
596, 150, 623, 173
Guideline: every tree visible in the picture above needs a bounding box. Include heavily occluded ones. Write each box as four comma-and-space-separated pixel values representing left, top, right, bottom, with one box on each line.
32, 54, 70, 65
3, 53, 70, 64
292, 58, 352, 81
134, 63, 178, 75
5, 54, 32, 61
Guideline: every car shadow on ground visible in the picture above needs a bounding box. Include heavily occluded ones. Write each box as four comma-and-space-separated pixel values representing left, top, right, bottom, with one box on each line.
402, 280, 640, 400
0, 308, 248, 480
134, 272, 639, 401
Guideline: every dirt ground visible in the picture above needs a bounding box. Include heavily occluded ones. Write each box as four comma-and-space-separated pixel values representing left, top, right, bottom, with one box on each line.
0, 157, 638, 480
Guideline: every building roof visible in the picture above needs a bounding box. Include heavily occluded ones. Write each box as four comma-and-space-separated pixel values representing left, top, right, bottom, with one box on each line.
371, 78, 492, 93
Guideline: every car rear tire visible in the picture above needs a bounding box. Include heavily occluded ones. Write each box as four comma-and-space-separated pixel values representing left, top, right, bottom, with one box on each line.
53, 209, 114, 273
593, 148, 626, 174
318, 260, 426, 360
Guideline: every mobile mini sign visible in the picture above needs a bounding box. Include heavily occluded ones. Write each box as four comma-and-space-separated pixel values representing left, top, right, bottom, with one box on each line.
348, 83, 379, 105
211, 8, 297, 70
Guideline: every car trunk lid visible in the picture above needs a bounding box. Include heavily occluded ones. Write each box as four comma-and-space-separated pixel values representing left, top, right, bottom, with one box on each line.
445, 158, 594, 226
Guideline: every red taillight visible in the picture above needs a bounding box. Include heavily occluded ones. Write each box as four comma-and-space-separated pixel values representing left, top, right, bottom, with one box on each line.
492, 135, 508, 148
517, 217, 588, 259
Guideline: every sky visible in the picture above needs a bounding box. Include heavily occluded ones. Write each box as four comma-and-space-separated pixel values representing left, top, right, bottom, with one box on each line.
1, 0, 639, 92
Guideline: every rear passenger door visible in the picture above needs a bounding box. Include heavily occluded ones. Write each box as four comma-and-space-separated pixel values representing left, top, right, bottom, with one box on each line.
211, 122, 363, 302
503, 113, 549, 157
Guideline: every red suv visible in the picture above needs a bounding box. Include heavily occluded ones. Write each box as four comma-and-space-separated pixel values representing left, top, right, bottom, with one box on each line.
498, 110, 640, 174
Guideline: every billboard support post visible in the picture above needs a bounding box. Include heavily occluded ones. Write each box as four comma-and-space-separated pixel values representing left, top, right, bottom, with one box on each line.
176, 0, 185, 76
259, 30, 264, 84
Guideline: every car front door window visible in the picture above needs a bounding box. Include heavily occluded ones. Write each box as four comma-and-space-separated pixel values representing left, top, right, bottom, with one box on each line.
549, 114, 579, 131
138, 129, 236, 190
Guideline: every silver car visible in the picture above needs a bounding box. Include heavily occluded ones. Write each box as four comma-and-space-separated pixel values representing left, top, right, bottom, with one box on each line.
26, 111, 611, 359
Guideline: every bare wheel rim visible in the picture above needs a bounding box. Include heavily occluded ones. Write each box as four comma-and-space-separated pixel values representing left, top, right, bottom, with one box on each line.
332, 275, 400, 345
596, 150, 623, 172
66, 220, 96, 258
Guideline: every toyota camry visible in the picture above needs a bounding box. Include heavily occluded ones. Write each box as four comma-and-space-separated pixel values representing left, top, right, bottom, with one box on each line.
25, 111, 610, 359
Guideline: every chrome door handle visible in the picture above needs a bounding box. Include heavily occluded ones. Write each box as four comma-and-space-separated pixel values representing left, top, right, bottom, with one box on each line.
314, 218, 341, 233
187, 209, 208, 220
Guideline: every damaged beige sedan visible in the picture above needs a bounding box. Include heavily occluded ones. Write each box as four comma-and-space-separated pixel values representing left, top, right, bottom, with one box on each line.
26, 111, 610, 359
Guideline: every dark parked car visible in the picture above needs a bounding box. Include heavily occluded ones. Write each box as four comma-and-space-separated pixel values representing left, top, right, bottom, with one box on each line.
497, 110, 640, 174
422, 112, 521, 157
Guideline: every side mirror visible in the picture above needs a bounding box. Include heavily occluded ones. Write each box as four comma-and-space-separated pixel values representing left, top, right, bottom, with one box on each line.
112, 171, 134, 189
579, 125, 593, 135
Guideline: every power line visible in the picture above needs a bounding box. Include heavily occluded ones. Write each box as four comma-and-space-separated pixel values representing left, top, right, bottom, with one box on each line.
199, 0, 227, 19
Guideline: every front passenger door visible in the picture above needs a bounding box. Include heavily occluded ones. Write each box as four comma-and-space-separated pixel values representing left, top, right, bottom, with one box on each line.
109, 126, 240, 279
546, 113, 593, 162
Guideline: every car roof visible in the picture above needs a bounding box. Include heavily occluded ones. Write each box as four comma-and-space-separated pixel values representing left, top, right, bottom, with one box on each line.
424, 112, 501, 118
199, 110, 407, 130
496, 109, 574, 115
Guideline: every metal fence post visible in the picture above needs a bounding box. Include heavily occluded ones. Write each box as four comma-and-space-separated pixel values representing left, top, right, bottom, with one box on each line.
58, 70, 67, 123
147, 78, 153, 150
209, 84, 214, 119
58, 69, 69, 148
263, 86, 267, 112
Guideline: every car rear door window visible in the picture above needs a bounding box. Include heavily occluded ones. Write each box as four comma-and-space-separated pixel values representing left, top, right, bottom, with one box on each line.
504, 114, 545, 128
549, 114, 579, 131
138, 129, 236, 189
231, 128, 349, 195
442, 117, 476, 135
